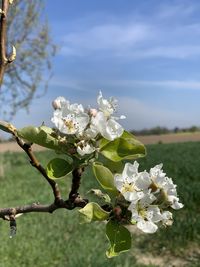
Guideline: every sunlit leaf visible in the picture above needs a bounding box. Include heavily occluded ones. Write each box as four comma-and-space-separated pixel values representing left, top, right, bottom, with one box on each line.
99, 130, 146, 162
79, 202, 110, 223
17, 126, 67, 151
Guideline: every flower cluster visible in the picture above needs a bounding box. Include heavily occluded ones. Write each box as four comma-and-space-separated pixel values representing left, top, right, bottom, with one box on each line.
51, 92, 125, 156
114, 162, 183, 233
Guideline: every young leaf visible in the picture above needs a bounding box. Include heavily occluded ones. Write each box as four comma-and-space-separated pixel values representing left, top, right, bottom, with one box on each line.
106, 220, 132, 258
92, 163, 118, 195
99, 130, 146, 162
46, 158, 73, 179
17, 126, 65, 151
78, 202, 110, 223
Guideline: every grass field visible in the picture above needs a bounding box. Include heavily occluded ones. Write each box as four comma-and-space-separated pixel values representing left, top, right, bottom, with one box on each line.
0, 142, 200, 267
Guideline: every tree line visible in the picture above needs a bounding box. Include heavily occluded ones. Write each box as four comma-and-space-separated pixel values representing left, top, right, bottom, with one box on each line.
132, 126, 200, 136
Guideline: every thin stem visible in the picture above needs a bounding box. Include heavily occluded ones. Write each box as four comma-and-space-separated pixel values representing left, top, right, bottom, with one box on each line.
0, 0, 9, 86
0, 199, 88, 220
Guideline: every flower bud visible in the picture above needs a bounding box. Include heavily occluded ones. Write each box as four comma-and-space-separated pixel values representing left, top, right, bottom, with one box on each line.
89, 108, 98, 117
52, 96, 66, 110
52, 99, 61, 110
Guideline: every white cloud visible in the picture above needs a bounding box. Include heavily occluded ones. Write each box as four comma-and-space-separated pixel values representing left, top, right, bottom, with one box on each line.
61, 23, 153, 56
107, 79, 200, 90
130, 45, 200, 59
59, 1, 200, 60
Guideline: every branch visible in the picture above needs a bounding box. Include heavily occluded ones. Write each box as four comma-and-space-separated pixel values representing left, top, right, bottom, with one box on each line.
69, 167, 84, 200
0, 0, 9, 86
0, 0, 16, 86
65, 167, 88, 209
14, 135, 62, 203
0, 199, 89, 220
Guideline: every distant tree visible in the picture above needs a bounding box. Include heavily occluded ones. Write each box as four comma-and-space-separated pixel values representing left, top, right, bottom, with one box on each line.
189, 126, 199, 133
174, 127, 180, 133
0, 0, 55, 119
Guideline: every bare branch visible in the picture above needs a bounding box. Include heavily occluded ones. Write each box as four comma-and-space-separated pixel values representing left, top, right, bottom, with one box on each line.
0, 0, 9, 85
14, 135, 62, 203
69, 167, 84, 200
0, 198, 89, 220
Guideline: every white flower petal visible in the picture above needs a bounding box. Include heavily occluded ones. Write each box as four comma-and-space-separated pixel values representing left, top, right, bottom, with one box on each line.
123, 191, 140, 202
102, 118, 124, 140
137, 220, 158, 233
135, 171, 151, 190
97, 91, 117, 116
91, 111, 124, 141
140, 192, 156, 207
147, 206, 163, 222
122, 162, 139, 181
77, 143, 95, 156
168, 195, 184, 210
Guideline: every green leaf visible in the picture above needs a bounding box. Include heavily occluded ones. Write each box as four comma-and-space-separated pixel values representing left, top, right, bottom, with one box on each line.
46, 158, 73, 179
92, 163, 118, 195
78, 202, 110, 223
106, 220, 132, 258
99, 130, 146, 162
99, 155, 124, 174
17, 126, 66, 151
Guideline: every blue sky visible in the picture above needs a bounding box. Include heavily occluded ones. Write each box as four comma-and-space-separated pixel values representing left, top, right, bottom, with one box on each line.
7, 0, 200, 137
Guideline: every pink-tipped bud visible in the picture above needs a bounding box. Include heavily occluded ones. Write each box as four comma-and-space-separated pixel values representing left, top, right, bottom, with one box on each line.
89, 108, 98, 117
52, 99, 61, 110
52, 96, 66, 110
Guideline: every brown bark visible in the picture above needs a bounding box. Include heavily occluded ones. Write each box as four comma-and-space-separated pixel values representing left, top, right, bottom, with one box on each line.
0, 0, 9, 86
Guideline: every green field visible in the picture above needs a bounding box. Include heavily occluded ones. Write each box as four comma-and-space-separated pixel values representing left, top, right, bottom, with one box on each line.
0, 142, 199, 267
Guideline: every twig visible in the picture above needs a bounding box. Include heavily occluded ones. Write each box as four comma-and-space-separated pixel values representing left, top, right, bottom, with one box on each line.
67, 167, 88, 209
13, 135, 88, 208
14, 135, 62, 203
69, 167, 84, 200
0, 0, 9, 86
0, 199, 89, 220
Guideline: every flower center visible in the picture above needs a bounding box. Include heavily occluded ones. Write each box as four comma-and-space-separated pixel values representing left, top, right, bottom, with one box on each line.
138, 208, 147, 219
62, 115, 79, 133
121, 182, 136, 194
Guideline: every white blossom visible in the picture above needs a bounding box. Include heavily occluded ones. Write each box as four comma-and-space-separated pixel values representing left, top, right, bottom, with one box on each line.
114, 162, 151, 202
87, 92, 125, 141
91, 111, 124, 141
97, 91, 118, 117
76, 141, 95, 156
51, 98, 89, 135
128, 193, 163, 233
149, 164, 183, 210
